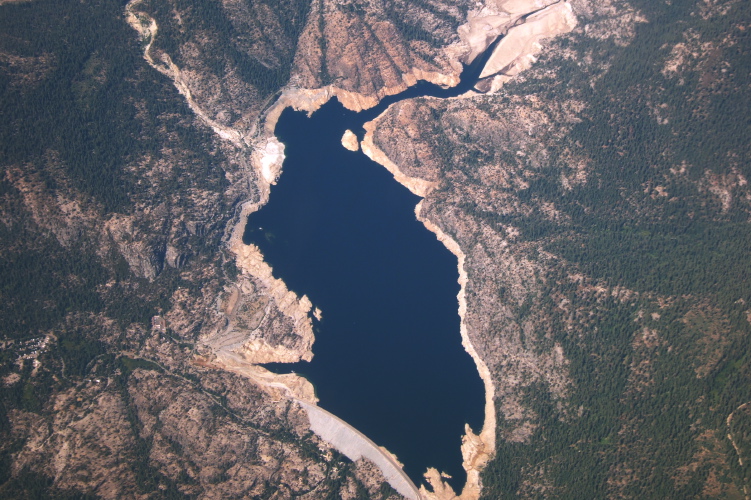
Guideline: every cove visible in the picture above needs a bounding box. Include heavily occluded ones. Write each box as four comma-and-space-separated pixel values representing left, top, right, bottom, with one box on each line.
243, 48, 498, 489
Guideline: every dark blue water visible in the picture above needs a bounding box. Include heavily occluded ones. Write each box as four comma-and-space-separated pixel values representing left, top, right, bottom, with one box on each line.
243, 46, 499, 489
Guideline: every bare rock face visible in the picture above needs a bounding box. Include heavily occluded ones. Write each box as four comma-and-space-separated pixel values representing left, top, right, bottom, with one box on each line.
341, 129, 359, 151
290, 0, 472, 109
253, 137, 286, 188
458, 0, 560, 63
0, 0, 403, 497
366, 95, 572, 498
119, 0, 579, 498
164, 244, 188, 268
105, 215, 166, 280
477, 1, 577, 92
6, 0, 750, 497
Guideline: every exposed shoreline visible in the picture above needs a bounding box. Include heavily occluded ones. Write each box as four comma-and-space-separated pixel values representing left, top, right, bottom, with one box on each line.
223, 76, 474, 497
362, 120, 496, 500
416, 205, 498, 500
128, 17, 496, 493
126, 1, 576, 496
260, 66, 462, 135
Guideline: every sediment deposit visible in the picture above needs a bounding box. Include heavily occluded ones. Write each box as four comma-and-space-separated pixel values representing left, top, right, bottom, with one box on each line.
477, 1, 577, 92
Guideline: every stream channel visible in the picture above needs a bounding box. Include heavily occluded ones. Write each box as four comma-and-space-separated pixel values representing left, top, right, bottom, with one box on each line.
243, 44, 498, 489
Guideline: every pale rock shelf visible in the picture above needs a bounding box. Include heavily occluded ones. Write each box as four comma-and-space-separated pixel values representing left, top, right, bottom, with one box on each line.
261, 64, 461, 135
478, 1, 577, 92
459, 0, 560, 63
417, 204, 497, 500
127, 0, 321, 408
361, 121, 437, 198
198, 350, 317, 403
341, 129, 359, 152
250, 1, 577, 495
228, 230, 315, 364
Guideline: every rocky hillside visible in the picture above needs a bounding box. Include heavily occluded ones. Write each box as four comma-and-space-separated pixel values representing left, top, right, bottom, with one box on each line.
1, 0, 750, 498
0, 0, 404, 497
369, 0, 751, 496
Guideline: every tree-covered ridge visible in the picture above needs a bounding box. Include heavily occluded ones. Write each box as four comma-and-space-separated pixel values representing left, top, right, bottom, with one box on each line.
0, 0, 398, 496
1, 0, 749, 496
368, 0, 751, 496
489, 0, 751, 494
0, 0, 232, 338
139, 0, 310, 117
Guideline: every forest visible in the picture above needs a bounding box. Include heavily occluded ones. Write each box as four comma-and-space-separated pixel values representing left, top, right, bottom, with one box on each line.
479, 0, 751, 496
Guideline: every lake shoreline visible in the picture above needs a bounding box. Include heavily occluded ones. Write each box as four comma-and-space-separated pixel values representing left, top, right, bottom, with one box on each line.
362, 117, 497, 499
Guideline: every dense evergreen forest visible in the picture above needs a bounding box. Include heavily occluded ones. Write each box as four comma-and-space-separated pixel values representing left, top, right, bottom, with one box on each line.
479, 0, 751, 496
0, 0, 230, 338
0, 0, 243, 495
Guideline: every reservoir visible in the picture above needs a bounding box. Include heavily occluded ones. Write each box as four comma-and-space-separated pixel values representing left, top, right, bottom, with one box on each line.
243, 54, 495, 488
